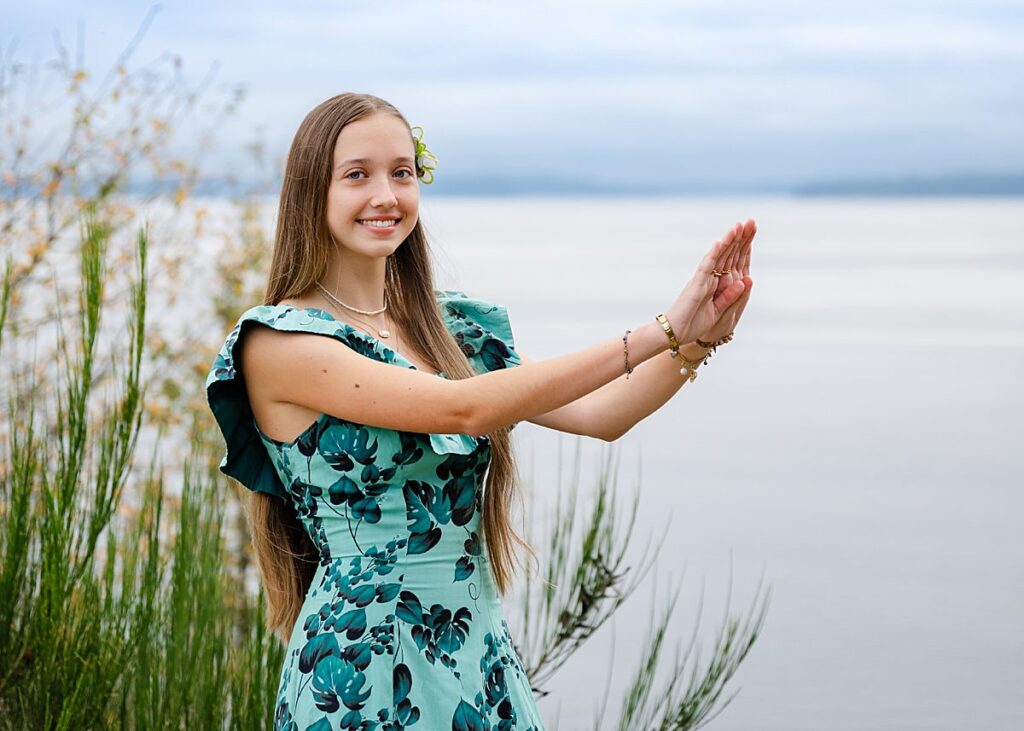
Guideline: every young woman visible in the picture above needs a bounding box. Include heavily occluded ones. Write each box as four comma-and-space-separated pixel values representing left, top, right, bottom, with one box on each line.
206, 92, 755, 731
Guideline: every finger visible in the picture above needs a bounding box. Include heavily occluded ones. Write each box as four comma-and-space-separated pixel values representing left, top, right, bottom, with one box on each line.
725, 221, 744, 273
713, 223, 743, 294
713, 279, 747, 315
696, 235, 730, 277
714, 233, 739, 296
711, 222, 740, 275
741, 219, 755, 277
728, 219, 754, 274
729, 277, 753, 321
717, 274, 750, 308
720, 222, 745, 270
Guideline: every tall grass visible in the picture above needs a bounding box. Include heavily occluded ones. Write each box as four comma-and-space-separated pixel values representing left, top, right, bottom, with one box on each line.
516, 442, 770, 730
0, 207, 283, 729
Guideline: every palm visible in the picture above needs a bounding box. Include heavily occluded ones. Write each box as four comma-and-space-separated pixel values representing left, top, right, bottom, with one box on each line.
668, 220, 756, 344
698, 220, 755, 341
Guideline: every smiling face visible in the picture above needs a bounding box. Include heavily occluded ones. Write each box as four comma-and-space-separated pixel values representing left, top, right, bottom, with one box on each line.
326, 112, 420, 260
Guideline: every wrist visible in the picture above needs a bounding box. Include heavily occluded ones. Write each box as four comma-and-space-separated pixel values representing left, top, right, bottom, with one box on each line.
680, 341, 710, 359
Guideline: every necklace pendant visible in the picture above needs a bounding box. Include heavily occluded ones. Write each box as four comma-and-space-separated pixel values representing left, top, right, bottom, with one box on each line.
378, 329, 390, 338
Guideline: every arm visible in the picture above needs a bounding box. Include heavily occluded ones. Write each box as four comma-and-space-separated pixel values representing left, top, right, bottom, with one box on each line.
517, 340, 711, 442
241, 318, 671, 439
243, 228, 748, 440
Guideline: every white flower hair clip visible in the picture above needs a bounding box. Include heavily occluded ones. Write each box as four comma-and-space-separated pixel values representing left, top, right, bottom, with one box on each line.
411, 125, 439, 184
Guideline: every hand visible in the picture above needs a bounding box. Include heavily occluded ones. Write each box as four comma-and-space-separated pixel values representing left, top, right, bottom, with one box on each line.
664, 220, 753, 345
696, 219, 755, 344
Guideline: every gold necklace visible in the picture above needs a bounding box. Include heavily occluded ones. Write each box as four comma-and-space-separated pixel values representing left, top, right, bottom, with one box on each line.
317, 290, 389, 337
316, 284, 391, 338
343, 306, 392, 343
314, 281, 387, 316
319, 296, 437, 374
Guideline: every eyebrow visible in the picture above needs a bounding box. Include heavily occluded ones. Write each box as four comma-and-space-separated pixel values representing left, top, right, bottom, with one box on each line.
336, 156, 414, 170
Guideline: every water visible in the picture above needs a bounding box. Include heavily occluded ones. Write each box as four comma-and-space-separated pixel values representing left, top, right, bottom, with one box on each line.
413, 195, 1024, 730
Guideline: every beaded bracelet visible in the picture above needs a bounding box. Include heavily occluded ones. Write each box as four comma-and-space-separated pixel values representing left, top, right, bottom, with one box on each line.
622, 329, 633, 379
696, 332, 734, 361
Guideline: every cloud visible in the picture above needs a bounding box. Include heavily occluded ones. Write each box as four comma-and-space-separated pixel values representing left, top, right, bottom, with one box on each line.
3, 0, 1022, 187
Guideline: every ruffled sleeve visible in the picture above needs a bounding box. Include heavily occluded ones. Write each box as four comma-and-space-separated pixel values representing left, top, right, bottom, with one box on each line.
436, 289, 523, 433
204, 305, 346, 500
436, 289, 522, 374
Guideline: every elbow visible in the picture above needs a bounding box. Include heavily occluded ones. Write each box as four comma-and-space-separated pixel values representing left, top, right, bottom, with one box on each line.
461, 399, 511, 438
600, 428, 624, 442
462, 406, 493, 439
600, 421, 631, 442
457, 392, 489, 438
463, 418, 489, 439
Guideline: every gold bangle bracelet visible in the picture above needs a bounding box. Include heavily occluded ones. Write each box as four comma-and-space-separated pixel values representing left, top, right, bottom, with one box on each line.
655, 313, 680, 356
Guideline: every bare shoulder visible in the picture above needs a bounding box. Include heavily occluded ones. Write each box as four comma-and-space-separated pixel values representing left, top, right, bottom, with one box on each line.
237, 298, 319, 399
237, 323, 325, 442
236, 308, 473, 439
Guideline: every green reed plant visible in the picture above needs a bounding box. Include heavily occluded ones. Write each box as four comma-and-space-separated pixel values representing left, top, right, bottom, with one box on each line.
0, 206, 283, 729
0, 206, 143, 728
515, 441, 771, 730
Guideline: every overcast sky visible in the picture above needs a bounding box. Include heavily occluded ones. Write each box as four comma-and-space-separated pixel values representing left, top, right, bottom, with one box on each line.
4, 0, 1023, 191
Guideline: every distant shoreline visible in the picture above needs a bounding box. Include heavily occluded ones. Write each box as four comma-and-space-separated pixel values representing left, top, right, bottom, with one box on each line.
4, 174, 1024, 199
792, 174, 1024, 197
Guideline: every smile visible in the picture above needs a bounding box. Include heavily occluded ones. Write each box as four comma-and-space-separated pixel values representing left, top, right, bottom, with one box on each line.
357, 218, 400, 229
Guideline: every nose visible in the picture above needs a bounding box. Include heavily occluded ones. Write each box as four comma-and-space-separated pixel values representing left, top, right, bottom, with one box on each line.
369, 175, 398, 208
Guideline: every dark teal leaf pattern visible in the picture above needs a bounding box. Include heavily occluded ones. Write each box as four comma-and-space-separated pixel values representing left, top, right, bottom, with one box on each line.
452, 700, 487, 731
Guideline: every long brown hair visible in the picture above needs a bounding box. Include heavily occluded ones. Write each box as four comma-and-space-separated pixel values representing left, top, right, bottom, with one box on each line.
250, 92, 535, 641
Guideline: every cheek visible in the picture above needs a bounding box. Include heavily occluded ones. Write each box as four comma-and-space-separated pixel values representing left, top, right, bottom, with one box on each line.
401, 187, 420, 210
326, 185, 357, 221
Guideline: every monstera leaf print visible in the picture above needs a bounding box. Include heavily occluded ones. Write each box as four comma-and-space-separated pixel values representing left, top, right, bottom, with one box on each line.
319, 422, 378, 469
309, 654, 371, 714
428, 604, 472, 655
299, 633, 341, 674
397, 590, 473, 670
403, 481, 444, 554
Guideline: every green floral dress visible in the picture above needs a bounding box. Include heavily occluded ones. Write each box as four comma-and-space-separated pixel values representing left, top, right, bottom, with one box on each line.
206, 289, 545, 731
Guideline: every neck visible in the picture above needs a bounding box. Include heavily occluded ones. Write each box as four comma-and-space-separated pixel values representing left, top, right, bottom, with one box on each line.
319, 250, 388, 311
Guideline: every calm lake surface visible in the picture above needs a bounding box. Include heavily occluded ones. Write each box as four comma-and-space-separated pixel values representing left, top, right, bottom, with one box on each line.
412, 195, 1023, 730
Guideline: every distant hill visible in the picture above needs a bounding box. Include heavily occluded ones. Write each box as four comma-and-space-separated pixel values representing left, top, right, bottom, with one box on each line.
793, 174, 1024, 197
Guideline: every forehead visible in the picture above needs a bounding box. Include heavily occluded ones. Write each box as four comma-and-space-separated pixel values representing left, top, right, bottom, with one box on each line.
333, 113, 413, 160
